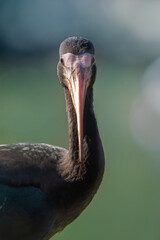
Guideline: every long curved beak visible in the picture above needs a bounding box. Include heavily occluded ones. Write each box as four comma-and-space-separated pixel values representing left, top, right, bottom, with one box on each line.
68, 66, 89, 162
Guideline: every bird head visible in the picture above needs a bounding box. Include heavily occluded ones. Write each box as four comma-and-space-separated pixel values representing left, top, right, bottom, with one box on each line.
57, 37, 96, 162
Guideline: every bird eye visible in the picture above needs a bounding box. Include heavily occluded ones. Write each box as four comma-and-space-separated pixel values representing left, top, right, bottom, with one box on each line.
91, 57, 95, 65
60, 58, 64, 64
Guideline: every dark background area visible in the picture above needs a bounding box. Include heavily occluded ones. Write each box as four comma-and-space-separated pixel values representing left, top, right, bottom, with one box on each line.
0, 1, 160, 239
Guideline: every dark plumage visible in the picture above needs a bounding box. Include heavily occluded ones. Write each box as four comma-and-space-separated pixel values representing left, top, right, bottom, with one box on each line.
0, 37, 105, 240
59, 36, 95, 56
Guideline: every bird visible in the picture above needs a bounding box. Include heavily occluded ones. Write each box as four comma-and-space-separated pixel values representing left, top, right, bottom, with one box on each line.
0, 37, 105, 240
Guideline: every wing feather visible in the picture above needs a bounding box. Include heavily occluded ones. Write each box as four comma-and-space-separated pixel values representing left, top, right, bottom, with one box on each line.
0, 143, 67, 193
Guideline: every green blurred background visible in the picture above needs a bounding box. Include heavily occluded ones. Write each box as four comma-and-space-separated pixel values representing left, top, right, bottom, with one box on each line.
0, 1, 160, 240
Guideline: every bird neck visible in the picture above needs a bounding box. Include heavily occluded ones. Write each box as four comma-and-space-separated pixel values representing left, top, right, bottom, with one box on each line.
64, 87, 103, 167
